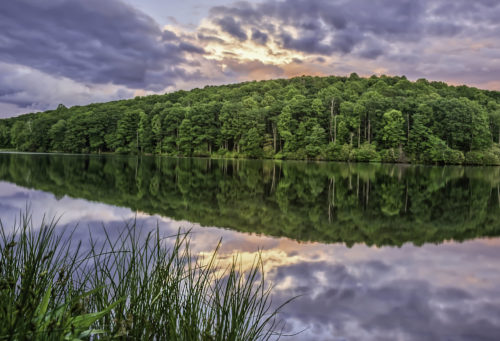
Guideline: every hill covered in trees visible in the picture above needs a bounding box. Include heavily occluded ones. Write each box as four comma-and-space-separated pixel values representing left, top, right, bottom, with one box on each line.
1, 74, 500, 164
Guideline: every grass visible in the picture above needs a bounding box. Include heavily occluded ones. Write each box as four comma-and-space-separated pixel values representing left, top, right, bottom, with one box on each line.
0, 212, 290, 340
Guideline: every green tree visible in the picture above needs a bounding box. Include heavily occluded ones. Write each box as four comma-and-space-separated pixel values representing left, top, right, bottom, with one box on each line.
381, 109, 406, 149
163, 104, 185, 153
138, 111, 152, 153
277, 106, 296, 152
305, 124, 327, 158
112, 109, 141, 153
240, 127, 263, 158
48, 119, 67, 151
178, 118, 193, 155
408, 104, 433, 160
151, 114, 163, 153
0, 124, 10, 148
11, 121, 30, 150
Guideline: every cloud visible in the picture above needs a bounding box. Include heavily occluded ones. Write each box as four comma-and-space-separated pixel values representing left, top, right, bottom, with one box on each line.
251, 29, 268, 45
200, 0, 500, 90
0, 0, 203, 91
214, 16, 248, 42
0, 62, 133, 117
221, 58, 284, 80
271, 259, 500, 340
206, 0, 430, 56
1, 0, 500, 117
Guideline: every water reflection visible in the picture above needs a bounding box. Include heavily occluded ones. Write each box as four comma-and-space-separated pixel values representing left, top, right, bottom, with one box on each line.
1, 153, 500, 340
1, 153, 500, 246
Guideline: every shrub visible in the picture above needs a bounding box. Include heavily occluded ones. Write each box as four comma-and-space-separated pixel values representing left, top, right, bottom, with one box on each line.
354, 143, 380, 162
325, 143, 352, 161
285, 148, 307, 160
443, 149, 465, 164
465, 150, 500, 165
262, 145, 275, 159
380, 148, 400, 163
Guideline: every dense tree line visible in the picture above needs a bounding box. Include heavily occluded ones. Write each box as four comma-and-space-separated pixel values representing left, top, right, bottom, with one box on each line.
1, 74, 500, 164
1, 153, 499, 246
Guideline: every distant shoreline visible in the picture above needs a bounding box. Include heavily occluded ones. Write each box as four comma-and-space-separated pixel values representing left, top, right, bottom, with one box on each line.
1, 150, 499, 167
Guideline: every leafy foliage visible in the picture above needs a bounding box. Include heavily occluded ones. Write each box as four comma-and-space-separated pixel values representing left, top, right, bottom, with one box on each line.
1, 74, 500, 164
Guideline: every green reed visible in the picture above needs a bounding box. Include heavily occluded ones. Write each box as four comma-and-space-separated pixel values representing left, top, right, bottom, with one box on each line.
0, 213, 290, 340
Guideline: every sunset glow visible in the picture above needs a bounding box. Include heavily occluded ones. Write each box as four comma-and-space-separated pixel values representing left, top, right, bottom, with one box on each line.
1, 0, 499, 117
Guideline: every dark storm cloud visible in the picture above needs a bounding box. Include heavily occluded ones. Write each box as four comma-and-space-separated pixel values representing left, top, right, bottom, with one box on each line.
197, 33, 226, 44
209, 0, 428, 56
214, 16, 248, 42
162, 30, 179, 41
251, 29, 268, 45
207, 0, 498, 59
0, 97, 38, 109
0, 0, 204, 91
280, 31, 332, 55
0, 88, 21, 98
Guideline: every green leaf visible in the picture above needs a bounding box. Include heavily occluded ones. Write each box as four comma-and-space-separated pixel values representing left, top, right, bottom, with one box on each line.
36, 284, 52, 318
70, 298, 123, 329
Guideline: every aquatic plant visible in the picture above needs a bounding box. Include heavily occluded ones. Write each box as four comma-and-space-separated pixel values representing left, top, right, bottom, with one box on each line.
0, 212, 289, 340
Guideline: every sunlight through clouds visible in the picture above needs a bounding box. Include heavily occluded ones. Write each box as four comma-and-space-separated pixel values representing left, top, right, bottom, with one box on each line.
1, 0, 499, 117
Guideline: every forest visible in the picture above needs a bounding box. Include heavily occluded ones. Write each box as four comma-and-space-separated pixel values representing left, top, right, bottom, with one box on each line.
1, 153, 499, 246
1, 74, 500, 165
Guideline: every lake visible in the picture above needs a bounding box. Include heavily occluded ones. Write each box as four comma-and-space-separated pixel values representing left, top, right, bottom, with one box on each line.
1, 152, 500, 340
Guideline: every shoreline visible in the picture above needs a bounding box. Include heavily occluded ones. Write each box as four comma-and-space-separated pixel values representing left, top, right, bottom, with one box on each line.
1, 149, 499, 167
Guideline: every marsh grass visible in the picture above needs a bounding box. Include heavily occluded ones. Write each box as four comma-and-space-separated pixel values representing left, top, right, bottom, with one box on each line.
0, 212, 290, 340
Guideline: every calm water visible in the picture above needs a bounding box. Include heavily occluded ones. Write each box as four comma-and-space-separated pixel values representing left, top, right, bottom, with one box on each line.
1, 152, 500, 340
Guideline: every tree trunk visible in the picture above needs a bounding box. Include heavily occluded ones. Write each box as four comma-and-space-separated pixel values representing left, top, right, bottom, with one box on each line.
328, 177, 335, 223
356, 174, 359, 198
271, 164, 276, 192
364, 118, 367, 140
333, 177, 336, 208
334, 116, 337, 144
136, 130, 139, 153
329, 99, 335, 142
405, 180, 408, 213
407, 113, 410, 145
135, 156, 138, 179
366, 179, 370, 206
368, 118, 371, 144
272, 123, 277, 152
358, 124, 361, 148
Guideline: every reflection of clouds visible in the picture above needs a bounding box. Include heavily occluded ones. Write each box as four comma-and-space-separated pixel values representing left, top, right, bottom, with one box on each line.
0, 182, 135, 230
200, 236, 500, 340
1, 181, 500, 340
270, 259, 500, 340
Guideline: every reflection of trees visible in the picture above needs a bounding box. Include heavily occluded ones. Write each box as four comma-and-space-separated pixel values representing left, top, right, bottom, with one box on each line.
380, 182, 405, 216
1, 153, 500, 247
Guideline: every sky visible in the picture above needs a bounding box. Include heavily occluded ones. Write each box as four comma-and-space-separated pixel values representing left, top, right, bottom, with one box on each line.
1, 0, 499, 117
